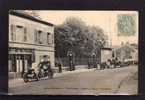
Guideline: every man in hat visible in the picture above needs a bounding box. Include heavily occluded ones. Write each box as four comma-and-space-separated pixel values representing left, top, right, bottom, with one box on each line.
37, 55, 53, 78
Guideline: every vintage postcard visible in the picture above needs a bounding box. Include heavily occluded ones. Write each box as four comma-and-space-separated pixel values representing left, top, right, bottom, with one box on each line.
8, 10, 138, 95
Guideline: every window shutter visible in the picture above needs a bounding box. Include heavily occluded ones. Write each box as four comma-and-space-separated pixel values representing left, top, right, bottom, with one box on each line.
10, 24, 14, 33
51, 34, 54, 44
10, 24, 14, 41
10, 24, 17, 41
34, 29, 38, 43
24, 27, 27, 33
13, 25, 16, 41
24, 27, 27, 42
38, 32, 41, 44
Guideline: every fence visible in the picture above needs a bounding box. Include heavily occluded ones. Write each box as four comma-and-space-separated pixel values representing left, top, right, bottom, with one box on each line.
56, 57, 100, 67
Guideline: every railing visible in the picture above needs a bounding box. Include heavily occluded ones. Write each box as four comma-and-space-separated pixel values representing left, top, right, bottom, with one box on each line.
56, 57, 94, 67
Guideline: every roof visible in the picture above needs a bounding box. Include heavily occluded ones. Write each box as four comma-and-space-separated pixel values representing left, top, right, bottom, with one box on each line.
9, 10, 54, 27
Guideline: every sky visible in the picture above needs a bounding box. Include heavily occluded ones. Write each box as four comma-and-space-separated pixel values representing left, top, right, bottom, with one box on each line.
31, 10, 138, 46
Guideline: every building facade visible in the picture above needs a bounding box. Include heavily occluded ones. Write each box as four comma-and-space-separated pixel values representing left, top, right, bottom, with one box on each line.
113, 43, 138, 62
100, 47, 112, 63
9, 11, 55, 79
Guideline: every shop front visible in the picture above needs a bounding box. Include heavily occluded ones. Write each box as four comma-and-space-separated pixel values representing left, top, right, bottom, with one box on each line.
9, 48, 35, 79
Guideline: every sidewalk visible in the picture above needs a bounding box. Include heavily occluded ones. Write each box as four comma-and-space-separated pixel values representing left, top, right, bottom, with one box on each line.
9, 66, 96, 88
54, 67, 96, 78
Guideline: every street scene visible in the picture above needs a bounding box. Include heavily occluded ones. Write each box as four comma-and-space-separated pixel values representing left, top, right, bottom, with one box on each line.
8, 10, 138, 95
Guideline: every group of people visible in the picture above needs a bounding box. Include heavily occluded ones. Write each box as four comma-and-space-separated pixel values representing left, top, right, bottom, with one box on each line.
101, 57, 121, 69
37, 55, 53, 75
87, 57, 120, 69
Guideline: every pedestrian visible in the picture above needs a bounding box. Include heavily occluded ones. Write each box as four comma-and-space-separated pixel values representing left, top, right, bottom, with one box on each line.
70, 60, 73, 71
58, 63, 62, 73
106, 59, 111, 69
88, 61, 91, 69
88, 57, 91, 69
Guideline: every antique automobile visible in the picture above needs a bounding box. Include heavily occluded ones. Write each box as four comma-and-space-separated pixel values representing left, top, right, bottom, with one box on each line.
22, 68, 39, 83
37, 64, 54, 79
120, 58, 135, 67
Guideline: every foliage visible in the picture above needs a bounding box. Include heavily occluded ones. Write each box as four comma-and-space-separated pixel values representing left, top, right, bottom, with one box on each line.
54, 17, 108, 57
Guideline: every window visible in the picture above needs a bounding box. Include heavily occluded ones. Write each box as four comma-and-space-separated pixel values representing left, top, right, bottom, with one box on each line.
38, 30, 42, 44
47, 33, 54, 45
16, 25, 25, 42
16, 25, 24, 33
34, 30, 42, 44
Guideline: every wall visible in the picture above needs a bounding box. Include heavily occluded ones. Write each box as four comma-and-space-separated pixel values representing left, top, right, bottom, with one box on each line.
101, 49, 112, 63
9, 14, 54, 46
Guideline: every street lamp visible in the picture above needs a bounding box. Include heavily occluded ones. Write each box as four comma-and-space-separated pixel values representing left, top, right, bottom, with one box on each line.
67, 50, 75, 71
88, 53, 92, 69
92, 52, 96, 68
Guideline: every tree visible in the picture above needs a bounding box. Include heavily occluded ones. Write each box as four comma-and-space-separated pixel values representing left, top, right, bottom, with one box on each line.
54, 17, 108, 58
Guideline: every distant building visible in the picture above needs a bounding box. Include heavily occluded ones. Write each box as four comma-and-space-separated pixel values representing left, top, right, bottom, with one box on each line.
113, 43, 138, 62
9, 10, 55, 79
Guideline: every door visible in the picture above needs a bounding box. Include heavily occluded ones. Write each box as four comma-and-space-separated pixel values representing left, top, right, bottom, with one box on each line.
27, 55, 32, 69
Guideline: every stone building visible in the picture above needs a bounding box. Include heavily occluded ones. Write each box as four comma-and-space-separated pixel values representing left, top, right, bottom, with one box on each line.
9, 10, 55, 79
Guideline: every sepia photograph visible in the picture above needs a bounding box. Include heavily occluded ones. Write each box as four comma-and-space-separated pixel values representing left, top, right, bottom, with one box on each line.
8, 10, 138, 95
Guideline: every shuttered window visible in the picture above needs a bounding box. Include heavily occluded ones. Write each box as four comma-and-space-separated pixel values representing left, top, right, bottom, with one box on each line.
34, 29, 43, 44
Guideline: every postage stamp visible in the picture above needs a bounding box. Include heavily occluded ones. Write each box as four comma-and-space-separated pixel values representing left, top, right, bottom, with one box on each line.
117, 14, 136, 36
